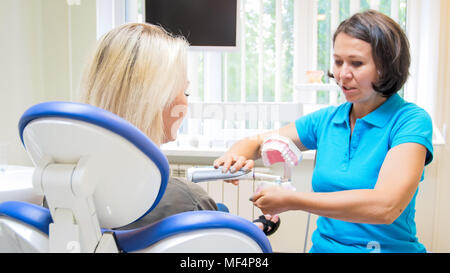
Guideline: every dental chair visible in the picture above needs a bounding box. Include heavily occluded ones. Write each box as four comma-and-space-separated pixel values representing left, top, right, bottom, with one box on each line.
0, 102, 272, 253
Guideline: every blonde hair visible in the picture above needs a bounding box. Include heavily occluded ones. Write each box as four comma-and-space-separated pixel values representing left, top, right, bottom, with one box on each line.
79, 23, 189, 146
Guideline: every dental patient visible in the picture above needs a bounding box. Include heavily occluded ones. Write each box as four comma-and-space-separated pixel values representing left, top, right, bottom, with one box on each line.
76, 22, 279, 235
78, 22, 216, 229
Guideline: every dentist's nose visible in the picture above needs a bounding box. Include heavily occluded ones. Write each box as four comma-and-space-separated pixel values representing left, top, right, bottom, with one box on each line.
337, 64, 353, 85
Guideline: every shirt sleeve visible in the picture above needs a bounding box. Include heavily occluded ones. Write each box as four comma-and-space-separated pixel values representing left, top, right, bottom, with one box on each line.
390, 107, 434, 166
294, 107, 332, 150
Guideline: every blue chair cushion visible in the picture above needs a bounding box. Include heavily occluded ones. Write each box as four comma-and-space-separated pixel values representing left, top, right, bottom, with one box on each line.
111, 211, 272, 253
0, 201, 53, 235
216, 203, 229, 213
0, 202, 271, 253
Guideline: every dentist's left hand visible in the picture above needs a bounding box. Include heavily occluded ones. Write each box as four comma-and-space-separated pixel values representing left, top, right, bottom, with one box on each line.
251, 186, 295, 215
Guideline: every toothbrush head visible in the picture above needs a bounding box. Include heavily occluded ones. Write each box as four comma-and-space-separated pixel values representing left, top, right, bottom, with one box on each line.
261, 135, 302, 168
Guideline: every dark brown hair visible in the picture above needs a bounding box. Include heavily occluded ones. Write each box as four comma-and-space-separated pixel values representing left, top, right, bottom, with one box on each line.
328, 10, 410, 97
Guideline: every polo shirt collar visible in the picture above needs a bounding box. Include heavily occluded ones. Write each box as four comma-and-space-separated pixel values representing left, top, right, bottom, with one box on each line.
362, 93, 404, 127
332, 93, 405, 128
332, 101, 352, 125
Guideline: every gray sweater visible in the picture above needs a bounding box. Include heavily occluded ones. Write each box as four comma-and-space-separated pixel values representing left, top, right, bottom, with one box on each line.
116, 177, 218, 230
42, 177, 218, 230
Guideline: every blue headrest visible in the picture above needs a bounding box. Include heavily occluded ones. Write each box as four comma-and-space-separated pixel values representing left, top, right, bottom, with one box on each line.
18, 101, 170, 224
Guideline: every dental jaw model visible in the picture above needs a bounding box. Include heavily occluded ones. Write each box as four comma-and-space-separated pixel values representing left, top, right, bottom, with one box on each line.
186, 135, 301, 191
258, 135, 302, 191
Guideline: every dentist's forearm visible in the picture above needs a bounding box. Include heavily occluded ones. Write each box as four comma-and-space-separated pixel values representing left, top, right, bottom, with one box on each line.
287, 189, 400, 225
225, 135, 264, 160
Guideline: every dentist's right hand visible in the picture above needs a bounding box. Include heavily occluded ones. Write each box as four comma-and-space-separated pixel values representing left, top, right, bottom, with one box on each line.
213, 154, 255, 185
213, 123, 301, 185
213, 126, 298, 185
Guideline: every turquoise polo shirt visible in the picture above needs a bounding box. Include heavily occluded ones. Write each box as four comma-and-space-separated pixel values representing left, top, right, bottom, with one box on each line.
295, 93, 433, 253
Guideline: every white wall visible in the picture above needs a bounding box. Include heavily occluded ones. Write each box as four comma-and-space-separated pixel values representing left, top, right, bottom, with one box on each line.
0, 0, 45, 166
431, 0, 450, 253
0, 0, 96, 167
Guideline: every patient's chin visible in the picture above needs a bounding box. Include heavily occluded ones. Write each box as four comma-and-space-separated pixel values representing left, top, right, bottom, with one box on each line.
162, 133, 177, 144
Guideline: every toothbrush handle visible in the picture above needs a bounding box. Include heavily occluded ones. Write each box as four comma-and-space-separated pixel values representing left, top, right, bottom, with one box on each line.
187, 167, 251, 183
186, 167, 283, 183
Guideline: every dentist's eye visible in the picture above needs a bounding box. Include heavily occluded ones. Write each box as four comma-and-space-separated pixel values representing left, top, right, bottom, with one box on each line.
334, 60, 343, 66
352, 61, 363, 67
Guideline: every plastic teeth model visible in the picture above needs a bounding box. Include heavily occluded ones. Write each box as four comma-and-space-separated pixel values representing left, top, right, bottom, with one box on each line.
261, 135, 302, 172
259, 135, 302, 190
185, 135, 302, 189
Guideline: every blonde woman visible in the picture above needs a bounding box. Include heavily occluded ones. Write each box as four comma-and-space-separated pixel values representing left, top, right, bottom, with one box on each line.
76, 22, 279, 235
78, 23, 218, 229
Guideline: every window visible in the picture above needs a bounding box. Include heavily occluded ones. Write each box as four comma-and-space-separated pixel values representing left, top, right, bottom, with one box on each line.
314, 0, 407, 104
96, 0, 144, 39
98, 0, 444, 153
170, 0, 408, 152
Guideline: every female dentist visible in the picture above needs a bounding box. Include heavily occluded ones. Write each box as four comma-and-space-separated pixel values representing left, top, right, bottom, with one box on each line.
214, 10, 433, 253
